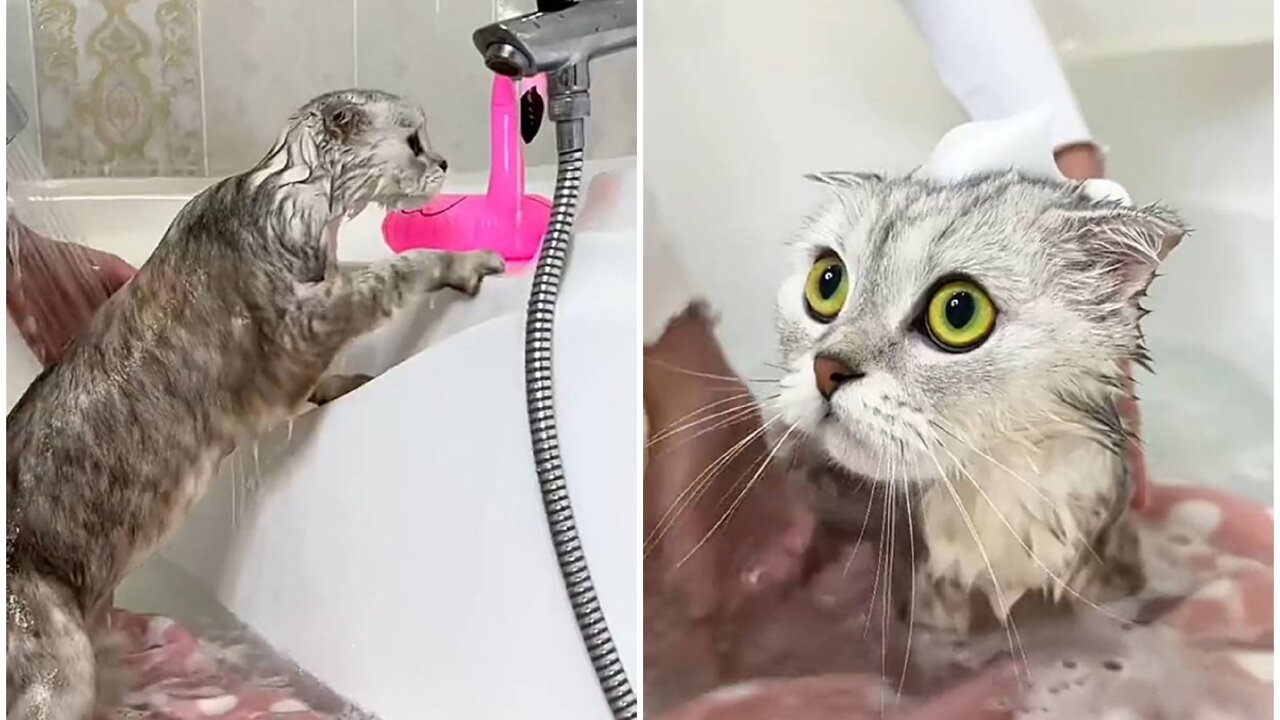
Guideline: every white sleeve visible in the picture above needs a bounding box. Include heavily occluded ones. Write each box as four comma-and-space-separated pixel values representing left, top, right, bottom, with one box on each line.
899, 0, 1094, 151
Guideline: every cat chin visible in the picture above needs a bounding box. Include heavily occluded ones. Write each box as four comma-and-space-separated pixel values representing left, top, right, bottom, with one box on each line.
815, 422, 936, 484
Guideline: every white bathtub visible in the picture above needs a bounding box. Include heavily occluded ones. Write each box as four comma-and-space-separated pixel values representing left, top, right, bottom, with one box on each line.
645, 0, 1272, 504
6, 159, 639, 719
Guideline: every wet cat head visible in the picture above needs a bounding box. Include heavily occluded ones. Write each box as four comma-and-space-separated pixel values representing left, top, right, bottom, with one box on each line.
775, 171, 1186, 484
252, 89, 448, 217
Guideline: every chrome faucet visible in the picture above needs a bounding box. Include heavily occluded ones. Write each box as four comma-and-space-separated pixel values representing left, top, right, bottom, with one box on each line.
8, 83, 29, 145
474, 0, 635, 79
473, 0, 636, 140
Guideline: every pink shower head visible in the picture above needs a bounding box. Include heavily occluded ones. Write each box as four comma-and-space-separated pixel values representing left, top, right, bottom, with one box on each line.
381, 75, 552, 267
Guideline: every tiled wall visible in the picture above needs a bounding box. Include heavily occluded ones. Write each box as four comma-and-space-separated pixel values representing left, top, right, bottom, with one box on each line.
7, 0, 637, 178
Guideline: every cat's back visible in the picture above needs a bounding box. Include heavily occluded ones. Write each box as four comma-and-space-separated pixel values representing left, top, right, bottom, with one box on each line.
5, 179, 255, 492
7, 172, 298, 455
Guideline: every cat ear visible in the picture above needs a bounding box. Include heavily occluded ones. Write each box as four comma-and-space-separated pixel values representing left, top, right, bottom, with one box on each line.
1062, 202, 1188, 299
803, 171, 883, 189
321, 101, 365, 143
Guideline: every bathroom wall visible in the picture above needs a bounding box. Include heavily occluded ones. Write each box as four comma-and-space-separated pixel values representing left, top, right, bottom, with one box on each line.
6, 0, 636, 178
1034, 0, 1271, 59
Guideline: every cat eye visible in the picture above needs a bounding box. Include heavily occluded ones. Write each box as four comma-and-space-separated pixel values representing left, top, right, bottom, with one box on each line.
407, 132, 425, 156
803, 253, 850, 322
923, 279, 997, 351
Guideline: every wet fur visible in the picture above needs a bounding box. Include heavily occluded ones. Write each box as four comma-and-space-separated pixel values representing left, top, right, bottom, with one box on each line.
6, 90, 503, 718
776, 171, 1184, 633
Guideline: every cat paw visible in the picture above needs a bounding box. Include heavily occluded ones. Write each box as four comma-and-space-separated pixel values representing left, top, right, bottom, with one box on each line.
445, 250, 505, 296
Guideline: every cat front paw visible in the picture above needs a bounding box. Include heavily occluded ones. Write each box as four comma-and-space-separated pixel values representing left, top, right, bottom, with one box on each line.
445, 250, 506, 296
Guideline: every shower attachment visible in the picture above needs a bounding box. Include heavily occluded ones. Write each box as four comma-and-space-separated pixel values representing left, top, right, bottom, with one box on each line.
473, 1, 637, 718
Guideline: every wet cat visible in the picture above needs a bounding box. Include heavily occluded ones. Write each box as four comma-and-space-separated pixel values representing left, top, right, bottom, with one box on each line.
7, 90, 503, 719
774, 170, 1185, 633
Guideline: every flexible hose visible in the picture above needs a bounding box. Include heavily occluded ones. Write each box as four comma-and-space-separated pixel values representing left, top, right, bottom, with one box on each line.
524, 145, 638, 718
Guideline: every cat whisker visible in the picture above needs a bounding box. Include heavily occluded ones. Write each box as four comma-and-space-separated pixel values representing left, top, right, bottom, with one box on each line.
646, 394, 778, 448
644, 357, 780, 385
680, 411, 787, 515
881, 472, 896, 716
931, 416, 1108, 569
645, 392, 756, 443
862, 453, 893, 639
710, 436, 782, 514
930, 417, 1057, 510
842, 443, 886, 578
645, 389, 752, 445
897, 475, 916, 704
650, 401, 784, 467
917, 432, 1032, 687
676, 422, 800, 568
928, 426, 1128, 623
644, 414, 784, 556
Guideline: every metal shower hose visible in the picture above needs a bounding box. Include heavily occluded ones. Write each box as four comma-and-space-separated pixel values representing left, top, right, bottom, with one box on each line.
523, 141, 638, 719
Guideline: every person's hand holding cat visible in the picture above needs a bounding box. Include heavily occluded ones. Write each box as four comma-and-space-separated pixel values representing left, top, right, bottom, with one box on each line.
6, 213, 137, 367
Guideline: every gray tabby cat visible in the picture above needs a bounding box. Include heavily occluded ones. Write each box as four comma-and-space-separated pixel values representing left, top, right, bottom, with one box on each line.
7, 89, 504, 719
775, 170, 1185, 634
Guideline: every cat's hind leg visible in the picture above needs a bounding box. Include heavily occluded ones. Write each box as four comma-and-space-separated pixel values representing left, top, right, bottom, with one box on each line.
7, 570, 96, 720
309, 373, 375, 406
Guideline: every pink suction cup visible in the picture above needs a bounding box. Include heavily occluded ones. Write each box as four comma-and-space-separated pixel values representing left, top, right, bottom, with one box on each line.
382, 75, 551, 267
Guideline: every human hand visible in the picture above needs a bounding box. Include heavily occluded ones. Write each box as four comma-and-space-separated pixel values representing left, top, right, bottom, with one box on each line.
1053, 144, 1147, 508
1053, 142, 1105, 182
6, 213, 137, 367
644, 305, 815, 618
644, 306, 901, 713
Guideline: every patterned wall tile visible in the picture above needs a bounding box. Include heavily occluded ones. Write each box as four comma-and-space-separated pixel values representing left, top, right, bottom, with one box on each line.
29, 0, 205, 177
14, 0, 634, 179
200, 0, 355, 176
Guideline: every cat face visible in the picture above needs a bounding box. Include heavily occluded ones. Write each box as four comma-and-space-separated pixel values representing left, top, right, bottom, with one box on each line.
310, 90, 449, 212
254, 90, 449, 216
774, 171, 1184, 484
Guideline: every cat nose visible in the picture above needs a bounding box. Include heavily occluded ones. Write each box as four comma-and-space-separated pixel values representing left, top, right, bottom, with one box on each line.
814, 355, 864, 399
438, 158, 448, 172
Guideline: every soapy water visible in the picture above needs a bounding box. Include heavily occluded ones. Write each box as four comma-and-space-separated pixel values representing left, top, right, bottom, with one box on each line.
114, 557, 381, 719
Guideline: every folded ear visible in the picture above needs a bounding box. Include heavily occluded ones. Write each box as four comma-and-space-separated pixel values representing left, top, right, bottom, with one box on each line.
1052, 201, 1188, 301
320, 100, 367, 143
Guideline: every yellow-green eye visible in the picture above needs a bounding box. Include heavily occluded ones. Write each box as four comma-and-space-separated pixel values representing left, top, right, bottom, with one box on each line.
804, 254, 850, 321
925, 280, 997, 350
